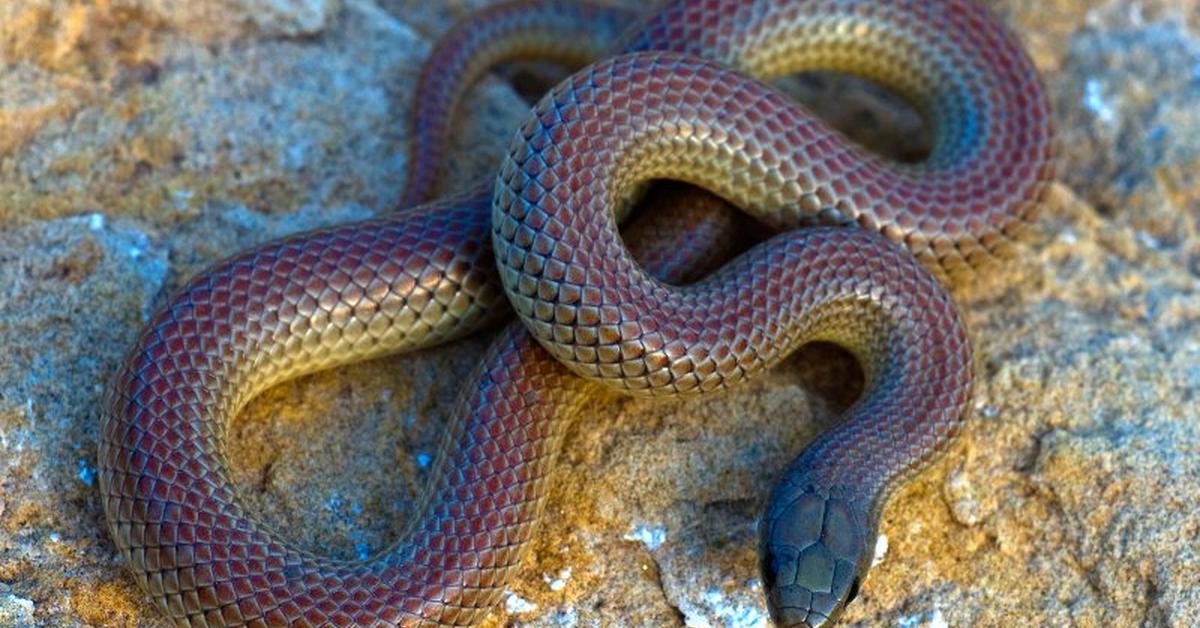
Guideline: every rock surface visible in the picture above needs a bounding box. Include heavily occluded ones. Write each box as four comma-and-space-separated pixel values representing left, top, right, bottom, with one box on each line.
0, 0, 1197, 626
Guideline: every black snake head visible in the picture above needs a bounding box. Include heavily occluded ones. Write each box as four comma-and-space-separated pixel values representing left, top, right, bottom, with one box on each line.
758, 485, 872, 627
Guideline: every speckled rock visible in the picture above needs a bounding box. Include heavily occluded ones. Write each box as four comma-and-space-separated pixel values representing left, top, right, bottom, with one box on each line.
0, 1, 1197, 626
0, 591, 36, 626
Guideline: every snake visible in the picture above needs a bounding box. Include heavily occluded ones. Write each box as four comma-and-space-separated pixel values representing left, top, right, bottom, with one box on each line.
98, 0, 1055, 626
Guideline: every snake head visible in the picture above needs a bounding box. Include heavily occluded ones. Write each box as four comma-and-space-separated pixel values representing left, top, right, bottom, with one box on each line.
758, 486, 872, 627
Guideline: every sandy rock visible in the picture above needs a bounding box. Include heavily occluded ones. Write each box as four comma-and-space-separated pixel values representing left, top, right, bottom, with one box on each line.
1053, 13, 1200, 267
0, 0, 1197, 626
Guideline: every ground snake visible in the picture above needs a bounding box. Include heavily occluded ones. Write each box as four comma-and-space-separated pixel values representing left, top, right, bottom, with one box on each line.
99, 0, 1055, 625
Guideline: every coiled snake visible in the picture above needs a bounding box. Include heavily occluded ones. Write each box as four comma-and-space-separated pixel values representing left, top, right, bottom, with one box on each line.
99, 0, 1054, 625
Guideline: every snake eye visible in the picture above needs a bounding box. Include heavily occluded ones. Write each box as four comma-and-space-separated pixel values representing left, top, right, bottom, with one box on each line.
845, 577, 861, 604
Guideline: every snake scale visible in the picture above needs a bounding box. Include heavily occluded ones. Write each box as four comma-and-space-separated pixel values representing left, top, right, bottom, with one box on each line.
99, 0, 1054, 626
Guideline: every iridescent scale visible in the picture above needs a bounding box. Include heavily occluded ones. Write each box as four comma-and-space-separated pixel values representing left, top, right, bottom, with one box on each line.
99, 1, 1054, 626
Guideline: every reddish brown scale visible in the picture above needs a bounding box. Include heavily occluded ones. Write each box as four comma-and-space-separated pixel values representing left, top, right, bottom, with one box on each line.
401, 1, 637, 207
492, 0, 1054, 614
102, 0, 1055, 626
101, 185, 745, 626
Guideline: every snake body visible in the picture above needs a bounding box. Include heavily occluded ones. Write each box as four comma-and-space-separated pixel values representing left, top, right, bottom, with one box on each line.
99, 1, 1054, 626
402, 1, 638, 207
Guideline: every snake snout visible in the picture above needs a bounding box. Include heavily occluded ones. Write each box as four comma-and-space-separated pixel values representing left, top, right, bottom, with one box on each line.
759, 486, 872, 627
759, 546, 861, 627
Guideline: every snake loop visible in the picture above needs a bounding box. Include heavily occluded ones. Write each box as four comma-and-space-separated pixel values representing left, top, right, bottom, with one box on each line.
99, 1, 1053, 625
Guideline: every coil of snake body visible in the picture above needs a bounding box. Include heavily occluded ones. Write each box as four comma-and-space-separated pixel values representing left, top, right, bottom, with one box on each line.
99, 0, 1054, 626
